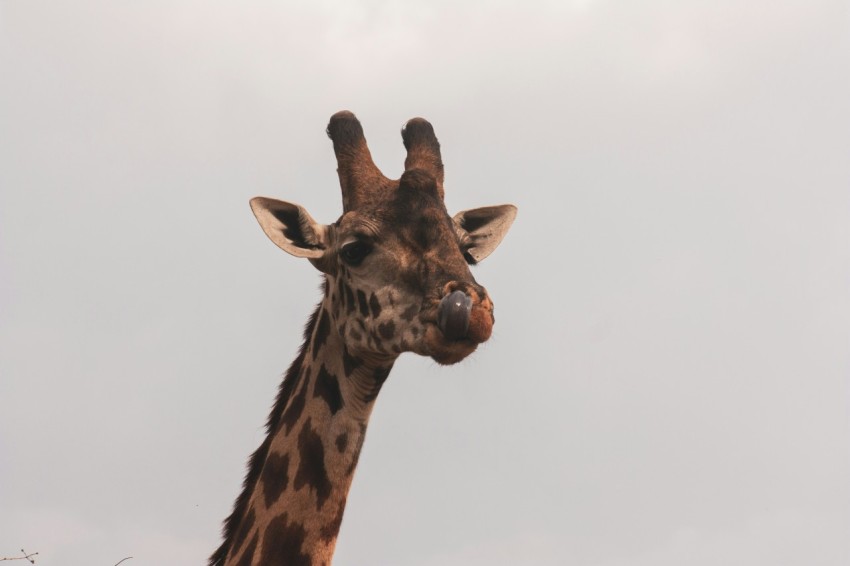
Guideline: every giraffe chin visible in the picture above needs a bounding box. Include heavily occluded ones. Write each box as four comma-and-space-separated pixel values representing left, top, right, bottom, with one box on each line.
422, 324, 481, 365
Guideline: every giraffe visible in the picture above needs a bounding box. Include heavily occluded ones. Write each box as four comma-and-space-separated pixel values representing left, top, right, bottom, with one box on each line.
210, 111, 517, 566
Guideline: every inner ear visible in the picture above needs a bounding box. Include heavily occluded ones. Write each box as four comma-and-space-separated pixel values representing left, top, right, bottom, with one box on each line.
453, 204, 517, 264
250, 197, 329, 259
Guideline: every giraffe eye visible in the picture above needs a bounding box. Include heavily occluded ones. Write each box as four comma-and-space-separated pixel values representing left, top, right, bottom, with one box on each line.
340, 241, 372, 266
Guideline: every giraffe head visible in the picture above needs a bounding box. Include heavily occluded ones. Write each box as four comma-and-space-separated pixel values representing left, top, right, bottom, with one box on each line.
250, 111, 516, 365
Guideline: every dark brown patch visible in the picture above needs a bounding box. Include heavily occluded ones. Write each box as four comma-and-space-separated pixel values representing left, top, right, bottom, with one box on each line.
368, 293, 382, 318
349, 327, 363, 341
345, 423, 368, 476
342, 346, 362, 377
313, 364, 343, 415
261, 513, 311, 566
280, 371, 309, 435
319, 498, 348, 542
335, 432, 348, 452
312, 309, 331, 360
230, 508, 255, 559
374, 365, 391, 387
294, 417, 333, 510
336, 276, 346, 304
378, 320, 396, 340
344, 282, 356, 313
401, 303, 419, 321
363, 365, 392, 404
261, 453, 290, 509
356, 289, 369, 318
234, 531, 259, 566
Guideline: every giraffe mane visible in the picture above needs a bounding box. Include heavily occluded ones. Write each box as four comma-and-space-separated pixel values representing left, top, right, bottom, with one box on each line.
209, 291, 324, 566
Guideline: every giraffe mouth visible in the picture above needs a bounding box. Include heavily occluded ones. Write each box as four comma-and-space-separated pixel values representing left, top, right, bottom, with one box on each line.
419, 289, 495, 365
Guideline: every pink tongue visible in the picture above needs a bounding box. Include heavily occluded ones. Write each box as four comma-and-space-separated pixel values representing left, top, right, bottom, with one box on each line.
438, 290, 472, 340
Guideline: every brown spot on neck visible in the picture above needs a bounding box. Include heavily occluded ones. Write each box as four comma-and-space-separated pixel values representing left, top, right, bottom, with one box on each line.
294, 417, 333, 510
261, 513, 311, 566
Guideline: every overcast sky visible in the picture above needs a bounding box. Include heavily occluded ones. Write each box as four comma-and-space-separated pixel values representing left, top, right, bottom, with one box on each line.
1, 1, 848, 565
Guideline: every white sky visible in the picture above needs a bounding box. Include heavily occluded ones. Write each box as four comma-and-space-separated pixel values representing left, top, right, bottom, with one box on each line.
1, 1, 848, 565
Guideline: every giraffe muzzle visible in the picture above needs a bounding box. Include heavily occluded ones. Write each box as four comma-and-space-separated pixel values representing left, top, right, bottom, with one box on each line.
437, 290, 473, 341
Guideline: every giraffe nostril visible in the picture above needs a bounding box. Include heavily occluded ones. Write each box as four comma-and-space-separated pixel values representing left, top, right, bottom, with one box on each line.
437, 290, 472, 340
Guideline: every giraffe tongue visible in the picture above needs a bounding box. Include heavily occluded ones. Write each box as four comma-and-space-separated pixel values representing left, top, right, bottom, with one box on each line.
438, 290, 473, 341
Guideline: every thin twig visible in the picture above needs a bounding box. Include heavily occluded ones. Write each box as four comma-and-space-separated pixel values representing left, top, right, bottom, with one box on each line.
0, 549, 38, 563
113, 558, 133, 566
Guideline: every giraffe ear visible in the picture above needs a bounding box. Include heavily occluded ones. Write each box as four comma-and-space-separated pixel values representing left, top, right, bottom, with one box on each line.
250, 197, 329, 259
453, 204, 517, 264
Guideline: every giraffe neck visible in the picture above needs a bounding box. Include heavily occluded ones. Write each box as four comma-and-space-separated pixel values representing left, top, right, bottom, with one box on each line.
215, 285, 397, 566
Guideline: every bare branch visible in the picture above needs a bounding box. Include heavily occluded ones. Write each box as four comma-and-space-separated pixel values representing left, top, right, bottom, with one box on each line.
113, 558, 133, 566
0, 549, 38, 563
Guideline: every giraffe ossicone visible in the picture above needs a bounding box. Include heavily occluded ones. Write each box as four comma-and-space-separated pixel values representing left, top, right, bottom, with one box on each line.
211, 111, 517, 565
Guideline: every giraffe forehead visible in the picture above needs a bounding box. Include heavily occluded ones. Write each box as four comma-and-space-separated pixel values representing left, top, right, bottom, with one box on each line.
335, 213, 380, 240
339, 199, 456, 251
